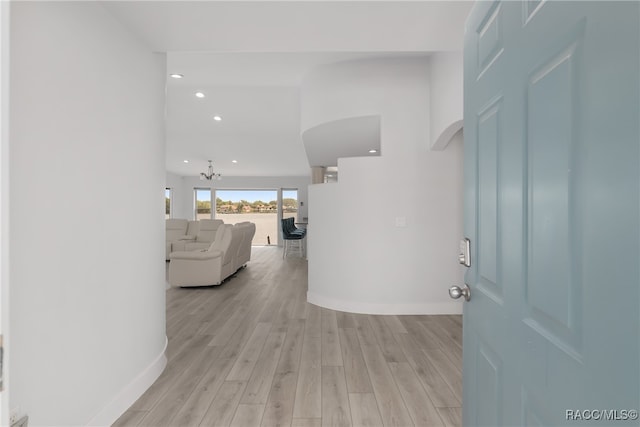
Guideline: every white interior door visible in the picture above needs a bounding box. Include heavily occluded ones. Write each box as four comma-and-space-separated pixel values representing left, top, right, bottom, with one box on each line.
459, 1, 640, 425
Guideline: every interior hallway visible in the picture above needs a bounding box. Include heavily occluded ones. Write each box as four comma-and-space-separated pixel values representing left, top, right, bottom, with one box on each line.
114, 246, 463, 426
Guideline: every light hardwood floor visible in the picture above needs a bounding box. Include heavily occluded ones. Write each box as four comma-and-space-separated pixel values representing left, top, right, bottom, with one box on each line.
114, 246, 462, 427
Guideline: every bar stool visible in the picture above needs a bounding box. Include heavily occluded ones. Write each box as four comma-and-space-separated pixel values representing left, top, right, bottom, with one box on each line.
281, 218, 305, 258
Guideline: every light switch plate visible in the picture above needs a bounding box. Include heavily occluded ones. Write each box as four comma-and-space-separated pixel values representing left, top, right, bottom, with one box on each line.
459, 238, 471, 267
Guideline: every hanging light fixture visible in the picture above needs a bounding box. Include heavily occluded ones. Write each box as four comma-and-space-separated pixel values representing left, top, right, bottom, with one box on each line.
200, 160, 222, 181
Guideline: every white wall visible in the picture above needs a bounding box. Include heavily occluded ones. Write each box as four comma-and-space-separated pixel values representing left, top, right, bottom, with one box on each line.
303, 57, 464, 314
166, 171, 190, 219
429, 52, 464, 151
0, 1, 9, 425
169, 174, 311, 221
10, 3, 166, 425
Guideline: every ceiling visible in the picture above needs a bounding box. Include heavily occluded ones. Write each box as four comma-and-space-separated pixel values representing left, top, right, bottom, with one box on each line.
103, 1, 473, 177
303, 115, 381, 167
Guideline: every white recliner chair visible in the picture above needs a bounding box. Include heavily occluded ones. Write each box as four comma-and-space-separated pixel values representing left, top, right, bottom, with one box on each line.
234, 222, 256, 270
168, 224, 241, 287
166, 219, 188, 260
170, 219, 223, 253
166, 219, 199, 258
184, 219, 224, 251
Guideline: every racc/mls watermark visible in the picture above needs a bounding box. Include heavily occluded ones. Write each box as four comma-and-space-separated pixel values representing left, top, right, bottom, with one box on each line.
566, 410, 638, 422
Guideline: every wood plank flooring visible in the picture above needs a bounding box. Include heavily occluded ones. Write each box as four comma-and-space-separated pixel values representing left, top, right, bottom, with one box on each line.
114, 247, 462, 427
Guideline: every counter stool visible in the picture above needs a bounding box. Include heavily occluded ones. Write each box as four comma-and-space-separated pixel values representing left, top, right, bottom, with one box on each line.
282, 218, 306, 258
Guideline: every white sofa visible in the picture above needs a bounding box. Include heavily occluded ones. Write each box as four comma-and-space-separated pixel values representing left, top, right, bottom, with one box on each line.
165, 219, 189, 260
169, 224, 243, 287
234, 222, 256, 271
166, 219, 224, 260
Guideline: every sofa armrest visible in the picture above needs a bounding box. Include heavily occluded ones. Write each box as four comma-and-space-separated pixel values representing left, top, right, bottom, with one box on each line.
170, 250, 223, 261
171, 240, 186, 252
185, 242, 212, 252
208, 249, 224, 258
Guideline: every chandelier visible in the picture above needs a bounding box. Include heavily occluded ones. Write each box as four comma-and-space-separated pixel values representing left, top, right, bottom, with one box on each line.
200, 160, 221, 181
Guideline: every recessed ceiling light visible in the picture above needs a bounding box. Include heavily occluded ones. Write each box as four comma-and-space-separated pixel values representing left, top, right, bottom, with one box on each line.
195, 92, 205, 98
369, 149, 378, 153
213, 115, 222, 121
231, 160, 238, 164
170, 73, 183, 79
183, 160, 189, 163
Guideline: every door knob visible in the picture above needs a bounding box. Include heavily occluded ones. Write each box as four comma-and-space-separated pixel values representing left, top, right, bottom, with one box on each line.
449, 285, 471, 301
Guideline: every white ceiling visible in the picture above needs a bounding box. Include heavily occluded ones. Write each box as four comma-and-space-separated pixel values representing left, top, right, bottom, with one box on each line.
103, 1, 473, 177
303, 115, 381, 167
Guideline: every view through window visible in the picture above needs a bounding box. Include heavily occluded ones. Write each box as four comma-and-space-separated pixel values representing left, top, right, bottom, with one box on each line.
195, 188, 212, 220
165, 188, 171, 219
282, 189, 298, 223
216, 189, 281, 245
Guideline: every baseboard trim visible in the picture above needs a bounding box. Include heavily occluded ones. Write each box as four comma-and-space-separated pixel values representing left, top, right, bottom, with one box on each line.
307, 291, 463, 315
87, 336, 168, 427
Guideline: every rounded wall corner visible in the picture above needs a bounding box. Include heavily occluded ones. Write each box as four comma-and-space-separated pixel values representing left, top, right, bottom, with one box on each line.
307, 291, 464, 315
431, 119, 463, 151
87, 336, 168, 426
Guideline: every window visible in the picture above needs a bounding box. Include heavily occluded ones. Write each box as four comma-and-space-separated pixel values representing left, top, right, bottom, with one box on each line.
215, 189, 278, 245
282, 189, 299, 223
194, 188, 212, 220
165, 188, 172, 219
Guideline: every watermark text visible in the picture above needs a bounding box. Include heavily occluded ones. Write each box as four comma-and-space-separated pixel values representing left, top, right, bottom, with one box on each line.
566, 409, 638, 422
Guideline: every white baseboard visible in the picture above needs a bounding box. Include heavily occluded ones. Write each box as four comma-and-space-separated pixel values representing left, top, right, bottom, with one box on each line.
86, 336, 168, 427
307, 291, 463, 315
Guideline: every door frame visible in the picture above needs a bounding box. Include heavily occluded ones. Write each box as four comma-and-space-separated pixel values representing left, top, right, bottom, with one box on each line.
1, 0, 10, 424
